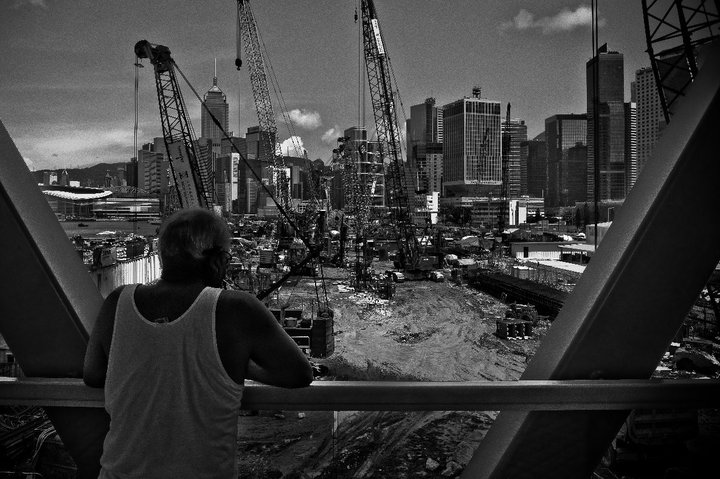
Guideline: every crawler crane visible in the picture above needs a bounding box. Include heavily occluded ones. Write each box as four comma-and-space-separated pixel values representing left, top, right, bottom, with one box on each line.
359, 0, 440, 281
134, 40, 215, 211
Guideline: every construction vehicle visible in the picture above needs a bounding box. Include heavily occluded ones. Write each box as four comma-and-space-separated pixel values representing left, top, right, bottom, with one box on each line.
134, 40, 215, 211
359, 0, 443, 282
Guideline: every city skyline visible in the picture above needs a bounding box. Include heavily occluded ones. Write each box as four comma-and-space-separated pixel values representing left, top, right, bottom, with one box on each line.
1, 0, 648, 171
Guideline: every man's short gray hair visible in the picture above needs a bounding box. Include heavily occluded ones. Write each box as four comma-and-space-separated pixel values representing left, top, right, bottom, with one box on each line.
158, 209, 230, 276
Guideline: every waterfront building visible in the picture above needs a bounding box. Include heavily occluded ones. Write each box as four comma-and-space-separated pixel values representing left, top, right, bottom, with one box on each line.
545, 114, 588, 207
501, 118, 527, 199
586, 50, 626, 202
93, 196, 161, 220
407, 98, 443, 194
40, 184, 113, 219
520, 132, 547, 199
634, 67, 665, 179
442, 87, 502, 197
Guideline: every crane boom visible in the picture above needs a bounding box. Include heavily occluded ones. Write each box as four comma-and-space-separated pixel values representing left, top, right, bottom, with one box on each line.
134, 40, 214, 211
359, 0, 420, 270
235, 0, 291, 212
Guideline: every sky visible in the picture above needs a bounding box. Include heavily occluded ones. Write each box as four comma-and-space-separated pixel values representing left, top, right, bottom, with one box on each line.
0, 0, 648, 171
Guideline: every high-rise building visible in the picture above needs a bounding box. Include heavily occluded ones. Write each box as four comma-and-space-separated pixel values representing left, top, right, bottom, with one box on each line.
342, 126, 386, 209
520, 132, 547, 199
625, 101, 638, 192
407, 98, 443, 194
245, 126, 274, 162
586, 50, 626, 202
545, 114, 588, 206
501, 118, 527, 199
424, 144, 443, 194
442, 88, 502, 197
200, 63, 230, 155
126, 158, 138, 188
136, 141, 169, 198
634, 67, 665, 180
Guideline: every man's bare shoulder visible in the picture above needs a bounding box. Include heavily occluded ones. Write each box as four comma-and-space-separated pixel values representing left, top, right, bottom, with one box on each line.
218, 289, 263, 309
216, 290, 274, 327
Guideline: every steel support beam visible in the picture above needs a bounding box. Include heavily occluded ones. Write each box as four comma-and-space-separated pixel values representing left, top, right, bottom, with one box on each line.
0, 120, 108, 478
462, 42, 720, 478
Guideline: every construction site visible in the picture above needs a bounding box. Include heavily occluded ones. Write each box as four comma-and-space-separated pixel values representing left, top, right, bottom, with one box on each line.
1, 0, 720, 478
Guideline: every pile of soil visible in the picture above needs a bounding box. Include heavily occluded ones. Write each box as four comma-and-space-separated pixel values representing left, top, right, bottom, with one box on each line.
238, 263, 549, 478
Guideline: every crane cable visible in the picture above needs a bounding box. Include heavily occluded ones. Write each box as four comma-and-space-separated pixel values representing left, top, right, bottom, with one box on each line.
241, 1, 306, 172
172, 61, 328, 305
257, 29, 304, 160
132, 56, 143, 284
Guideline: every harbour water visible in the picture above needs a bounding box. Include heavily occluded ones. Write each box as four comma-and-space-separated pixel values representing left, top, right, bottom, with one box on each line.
59, 219, 161, 238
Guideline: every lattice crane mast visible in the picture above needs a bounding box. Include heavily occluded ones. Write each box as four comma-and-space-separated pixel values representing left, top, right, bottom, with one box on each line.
134, 40, 214, 211
359, 0, 420, 271
235, 0, 292, 215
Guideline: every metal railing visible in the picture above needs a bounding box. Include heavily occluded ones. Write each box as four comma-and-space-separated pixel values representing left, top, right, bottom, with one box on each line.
1, 378, 718, 411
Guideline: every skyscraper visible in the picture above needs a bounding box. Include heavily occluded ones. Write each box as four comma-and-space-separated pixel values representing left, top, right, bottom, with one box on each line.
407, 98, 443, 193
624, 100, 638, 192
501, 118, 527, 199
200, 62, 229, 145
586, 50, 626, 202
545, 114, 587, 206
520, 132, 547, 199
634, 67, 665, 180
442, 88, 502, 197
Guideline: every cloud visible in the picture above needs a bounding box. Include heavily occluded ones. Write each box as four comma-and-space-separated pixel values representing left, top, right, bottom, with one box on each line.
500, 5, 604, 34
12, 0, 47, 8
279, 136, 307, 157
321, 127, 341, 145
286, 109, 322, 130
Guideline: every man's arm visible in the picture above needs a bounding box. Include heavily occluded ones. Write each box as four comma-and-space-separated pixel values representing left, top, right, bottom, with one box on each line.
83, 287, 122, 388
232, 292, 313, 388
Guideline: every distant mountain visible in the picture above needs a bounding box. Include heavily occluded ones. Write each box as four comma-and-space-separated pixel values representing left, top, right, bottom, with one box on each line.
32, 162, 128, 188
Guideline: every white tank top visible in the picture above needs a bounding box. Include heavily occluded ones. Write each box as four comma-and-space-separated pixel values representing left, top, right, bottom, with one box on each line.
100, 284, 244, 479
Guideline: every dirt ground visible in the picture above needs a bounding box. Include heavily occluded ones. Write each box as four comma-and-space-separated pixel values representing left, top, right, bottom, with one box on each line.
237, 263, 548, 478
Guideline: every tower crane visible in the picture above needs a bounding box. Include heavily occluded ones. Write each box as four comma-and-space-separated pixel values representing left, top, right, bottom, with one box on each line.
359, 0, 422, 274
134, 40, 215, 211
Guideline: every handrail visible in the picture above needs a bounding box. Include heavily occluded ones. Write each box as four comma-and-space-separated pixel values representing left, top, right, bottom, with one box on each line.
1, 378, 718, 411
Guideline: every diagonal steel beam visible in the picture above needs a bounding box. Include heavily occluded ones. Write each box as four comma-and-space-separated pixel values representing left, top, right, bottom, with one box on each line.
462, 42, 720, 478
0, 120, 109, 478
